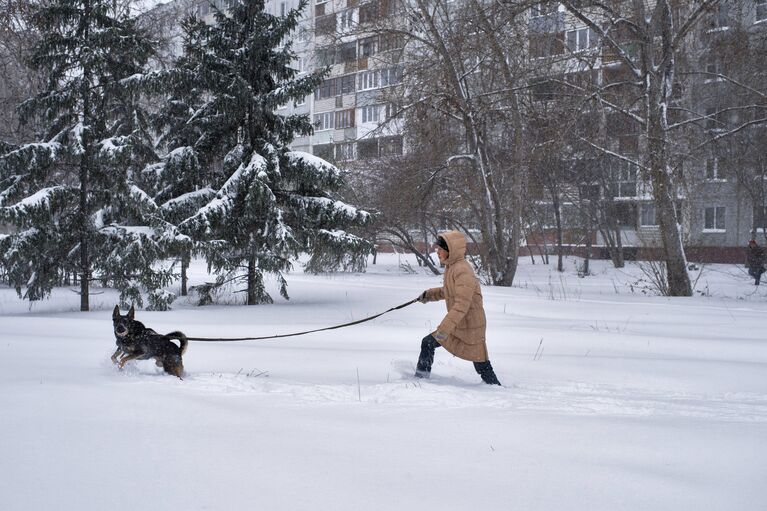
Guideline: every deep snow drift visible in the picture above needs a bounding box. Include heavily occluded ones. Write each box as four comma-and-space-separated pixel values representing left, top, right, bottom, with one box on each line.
1, 254, 765, 511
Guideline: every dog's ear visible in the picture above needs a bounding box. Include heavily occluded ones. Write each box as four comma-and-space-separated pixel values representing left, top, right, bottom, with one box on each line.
128, 305, 135, 320
113, 305, 120, 319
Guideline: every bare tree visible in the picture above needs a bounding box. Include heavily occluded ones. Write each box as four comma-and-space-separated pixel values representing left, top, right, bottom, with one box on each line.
553, 0, 737, 296
0, 0, 41, 146
375, 0, 532, 285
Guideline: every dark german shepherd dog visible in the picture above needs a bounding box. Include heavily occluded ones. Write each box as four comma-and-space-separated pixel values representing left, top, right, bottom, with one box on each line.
111, 305, 188, 378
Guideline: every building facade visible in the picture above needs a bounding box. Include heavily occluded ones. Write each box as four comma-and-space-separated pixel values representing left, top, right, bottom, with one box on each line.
526, 0, 767, 262
145, 0, 766, 263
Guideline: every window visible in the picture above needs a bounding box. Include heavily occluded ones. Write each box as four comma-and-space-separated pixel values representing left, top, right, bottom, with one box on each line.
612, 161, 637, 197
357, 138, 379, 158
338, 74, 355, 94
579, 184, 600, 201
705, 157, 726, 180
295, 95, 306, 107
360, 36, 378, 57
280, 2, 287, 16
530, 79, 561, 102
705, 107, 721, 131
338, 41, 357, 63
618, 134, 639, 153
707, 3, 730, 30
313, 143, 334, 161
358, 70, 379, 90
292, 56, 306, 74
316, 47, 335, 67
335, 108, 355, 128
314, 75, 355, 99
313, 111, 334, 131
380, 66, 401, 86
529, 32, 565, 59
359, 0, 379, 24
758, 0, 767, 22
704, 56, 723, 82
380, 0, 397, 17
384, 102, 399, 119
340, 9, 354, 29
566, 27, 596, 52
315, 13, 336, 35
361, 104, 381, 123
336, 142, 355, 161
380, 33, 404, 52
615, 203, 637, 227
754, 205, 767, 231
531, 1, 558, 17
379, 135, 403, 156
640, 204, 658, 227
315, 78, 336, 99
315, 1, 327, 16
704, 206, 726, 231
705, 58, 719, 75
298, 25, 310, 43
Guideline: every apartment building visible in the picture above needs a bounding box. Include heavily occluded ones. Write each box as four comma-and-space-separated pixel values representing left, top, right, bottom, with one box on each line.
299, 0, 406, 162
157, 0, 406, 162
526, 0, 767, 262
145, 0, 765, 262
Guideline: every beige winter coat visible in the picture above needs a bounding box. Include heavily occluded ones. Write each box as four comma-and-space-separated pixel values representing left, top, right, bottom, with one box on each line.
423, 231, 489, 362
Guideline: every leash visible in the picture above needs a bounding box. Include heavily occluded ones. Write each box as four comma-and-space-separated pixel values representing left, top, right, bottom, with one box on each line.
186, 298, 418, 342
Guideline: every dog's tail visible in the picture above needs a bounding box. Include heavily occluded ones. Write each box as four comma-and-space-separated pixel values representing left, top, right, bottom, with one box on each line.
166, 331, 188, 355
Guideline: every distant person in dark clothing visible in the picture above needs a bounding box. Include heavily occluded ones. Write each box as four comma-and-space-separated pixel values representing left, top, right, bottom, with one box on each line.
746, 239, 766, 285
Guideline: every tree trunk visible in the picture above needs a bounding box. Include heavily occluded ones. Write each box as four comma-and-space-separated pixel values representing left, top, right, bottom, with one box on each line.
78, 0, 93, 312
247, 257, 257, 305
469, 0, 524, 287
415, 0, 515, 286
650, 159, 691, 296
646, 52, 691, 296
614, 226, 625, 268
180, 253, 189, 296
584, 209, 592, 276
552, 191, 564, 272
600, 202, 625, 268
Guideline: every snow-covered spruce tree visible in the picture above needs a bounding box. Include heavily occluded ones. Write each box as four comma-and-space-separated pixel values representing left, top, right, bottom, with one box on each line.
0, 0, 178, 310
169, 0, 372, 305
140, 146, 214, 297
140, 47, 215, 298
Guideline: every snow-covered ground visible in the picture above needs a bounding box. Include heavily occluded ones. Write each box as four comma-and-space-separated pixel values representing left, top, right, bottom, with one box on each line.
1, 253, 766, 511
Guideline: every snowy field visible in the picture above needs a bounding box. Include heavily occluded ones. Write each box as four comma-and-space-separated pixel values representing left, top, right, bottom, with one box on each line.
1, 253, 766, 511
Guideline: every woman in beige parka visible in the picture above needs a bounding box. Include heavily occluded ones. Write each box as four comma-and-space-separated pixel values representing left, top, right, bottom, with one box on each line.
415, 231, 501, 385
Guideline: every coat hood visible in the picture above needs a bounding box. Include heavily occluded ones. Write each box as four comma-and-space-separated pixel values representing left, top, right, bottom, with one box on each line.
439, 230, 467, 265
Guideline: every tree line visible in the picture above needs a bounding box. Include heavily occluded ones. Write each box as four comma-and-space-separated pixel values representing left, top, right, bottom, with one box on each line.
0, 0, 371, 310
2, 0, 766, 303
352, 0, 766, 295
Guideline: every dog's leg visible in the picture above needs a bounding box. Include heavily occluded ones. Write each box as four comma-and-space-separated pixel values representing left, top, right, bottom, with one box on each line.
111, 348, 122, 364
162, 357, 184, 379
118, 353, 142, 369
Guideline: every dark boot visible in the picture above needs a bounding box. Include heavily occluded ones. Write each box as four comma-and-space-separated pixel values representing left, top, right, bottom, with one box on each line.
415, 334, 440, 378
473, 361, 501, 385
